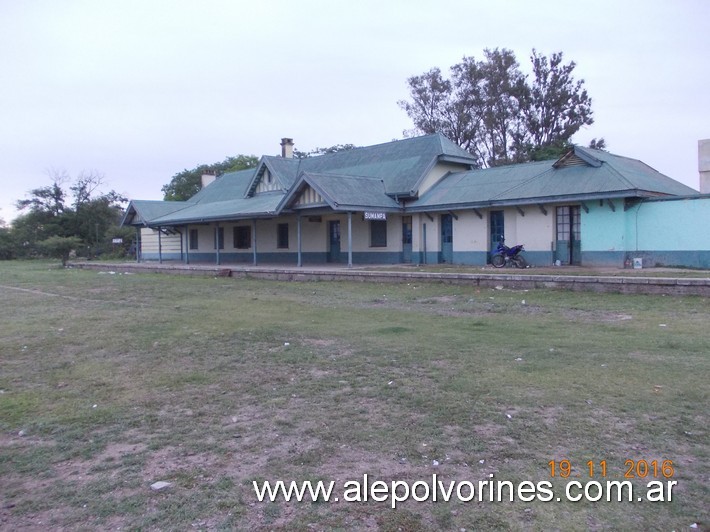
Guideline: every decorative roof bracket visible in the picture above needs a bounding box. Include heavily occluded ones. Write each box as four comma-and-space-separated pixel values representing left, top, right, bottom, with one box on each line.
624, 198, 642, 211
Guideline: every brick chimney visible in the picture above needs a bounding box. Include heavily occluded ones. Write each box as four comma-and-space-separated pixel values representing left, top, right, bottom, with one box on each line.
699, 139, 710, 194
201, 171, 217, 189
280, 137, 294, 158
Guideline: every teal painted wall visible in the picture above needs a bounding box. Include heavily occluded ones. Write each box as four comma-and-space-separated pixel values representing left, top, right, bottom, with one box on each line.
581, 200, 627, 253
624, 197, 710, 268
630, 197, 710, 251
581, 196, 710, 268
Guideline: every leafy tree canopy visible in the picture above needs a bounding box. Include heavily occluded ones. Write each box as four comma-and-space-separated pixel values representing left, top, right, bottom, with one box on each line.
161, 155, 259, 201
399, 48, 602, 167
293, 144, 359, 159
37, 235, 82, 267
11, 169, 128, 260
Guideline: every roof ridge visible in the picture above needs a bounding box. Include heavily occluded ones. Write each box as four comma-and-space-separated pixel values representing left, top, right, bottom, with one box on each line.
490, 165, 556, 200
289, 133, 444, 162
302, 171, 384, 180
598, 157, 637, 190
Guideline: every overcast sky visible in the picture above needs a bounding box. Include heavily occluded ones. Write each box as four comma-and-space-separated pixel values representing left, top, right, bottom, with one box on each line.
1, 0, 709, 223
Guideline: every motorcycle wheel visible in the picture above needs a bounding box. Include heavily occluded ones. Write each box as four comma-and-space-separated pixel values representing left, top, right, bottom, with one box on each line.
513, 256, 528, 269
491, 254, 506, 268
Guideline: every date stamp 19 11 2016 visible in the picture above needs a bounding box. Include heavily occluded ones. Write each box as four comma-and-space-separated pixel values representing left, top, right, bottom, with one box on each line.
548, 459, 675, 479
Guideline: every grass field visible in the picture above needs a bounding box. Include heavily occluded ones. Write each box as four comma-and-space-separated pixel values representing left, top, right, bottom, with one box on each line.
0, 261, 708, 530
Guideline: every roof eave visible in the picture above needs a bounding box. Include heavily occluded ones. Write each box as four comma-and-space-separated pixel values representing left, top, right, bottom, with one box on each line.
406, 190, 651, 213
148, 212, 279, 226
438, 154, 477, 167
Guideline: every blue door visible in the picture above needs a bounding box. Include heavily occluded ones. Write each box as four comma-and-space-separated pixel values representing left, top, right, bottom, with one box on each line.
328, 221, 341, 262
402, 216, 412, 263
440, 214, 453, 263
489, 210, 504, 263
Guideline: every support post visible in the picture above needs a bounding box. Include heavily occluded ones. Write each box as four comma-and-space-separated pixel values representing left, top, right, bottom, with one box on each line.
297, 215, 302, 267
179, 228, 184, 262
347, 212, 353, 268
422, 223, 427, 264
185, 227, 190, 265
135, 228, 141, 262
215, 223, 221, 265
252, 220, 257, 265
158, 227, 163, 264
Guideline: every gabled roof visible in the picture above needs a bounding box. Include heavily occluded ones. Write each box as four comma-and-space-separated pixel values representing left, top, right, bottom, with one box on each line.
121, 199, 192, 226
149, 192, 283, 225
280, 172, 402, 212
245, 133, 477, 199
189, 167, 257, 203
246, 156, 301, 196
409, 146, 697, 211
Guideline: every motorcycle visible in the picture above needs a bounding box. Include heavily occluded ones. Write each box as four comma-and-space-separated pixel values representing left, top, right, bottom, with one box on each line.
491, 238, 527, 269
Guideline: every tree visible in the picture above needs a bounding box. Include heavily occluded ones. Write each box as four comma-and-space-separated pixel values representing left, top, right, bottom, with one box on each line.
13, 172, 72, 256
519, 50, 594, 159
588, 138, 607, 151
399, 48, 596, 166
68, 171, 127, 250
293, 144, 359, 158
162, 155, 259, 201
37, 235, 82, 267
12, 169, 127, 259
15, 171, 68, 216
398, 67, 473, 152
0, 226, 15, 260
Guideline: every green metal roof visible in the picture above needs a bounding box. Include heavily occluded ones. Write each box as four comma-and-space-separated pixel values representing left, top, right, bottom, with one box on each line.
121, 199, 192, 226
281, 172, 402, 212
189, 167, 257, 203
122, 137, 698, 228
149, 192, 283, 225
409, 146, 698, 211
246, 133, 476, 197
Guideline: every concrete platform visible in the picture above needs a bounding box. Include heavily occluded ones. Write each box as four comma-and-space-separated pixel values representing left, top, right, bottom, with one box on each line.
68, 260, 710, 297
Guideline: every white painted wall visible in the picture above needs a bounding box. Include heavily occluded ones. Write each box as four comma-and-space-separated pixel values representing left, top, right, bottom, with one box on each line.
141, 228, 181, 253
418, 163, 470, 196
515, 206, 555, 250
452, 211, 487, 250
321, 214, 401, 252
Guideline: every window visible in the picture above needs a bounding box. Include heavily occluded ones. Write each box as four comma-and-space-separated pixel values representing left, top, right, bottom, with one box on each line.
370, 220, 387, 247
189, 229, 199, 250
556, 207, 570, 241
556, 206, 580, 241
277, 223, 289, 249
214, 227, 224, 250
234, 226, 251, 249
